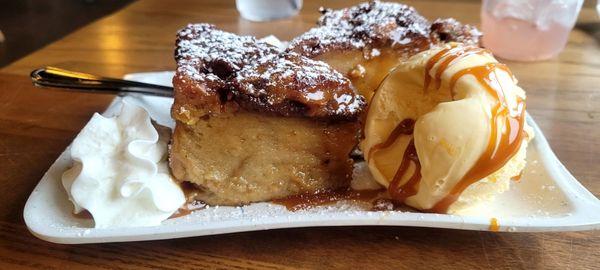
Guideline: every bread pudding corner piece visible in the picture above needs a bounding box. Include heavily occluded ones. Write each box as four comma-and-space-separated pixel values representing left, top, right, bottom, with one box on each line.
288, 1, 481, 101
169, 24, 366, 205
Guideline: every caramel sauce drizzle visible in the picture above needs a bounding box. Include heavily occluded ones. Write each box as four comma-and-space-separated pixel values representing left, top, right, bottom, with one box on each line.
424, 46, 488, 91
428, 63, 525, 213
169, 181, 206, 219
489, 217, 500, 232
388, 139, 421, 202
169, 201, 207, 219
365, 119, 421, 203
72, 210, 93, 219
511, 170, 524, 182
367, 119, 415, 161
376, 46, 526, 213
272, 188, 384, 211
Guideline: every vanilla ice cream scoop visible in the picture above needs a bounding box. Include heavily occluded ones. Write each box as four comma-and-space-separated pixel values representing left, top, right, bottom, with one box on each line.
361, 44, 533, 214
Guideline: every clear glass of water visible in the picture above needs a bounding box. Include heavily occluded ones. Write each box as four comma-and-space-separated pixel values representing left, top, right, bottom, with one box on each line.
236, 0, 303, 22
481, 0, 584, 61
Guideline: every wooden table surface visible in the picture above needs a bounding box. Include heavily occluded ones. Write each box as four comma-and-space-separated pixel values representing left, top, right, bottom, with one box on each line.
1, 0, 599, 269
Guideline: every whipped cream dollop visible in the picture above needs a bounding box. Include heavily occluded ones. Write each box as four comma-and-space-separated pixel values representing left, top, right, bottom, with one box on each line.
62, 101, 185, 228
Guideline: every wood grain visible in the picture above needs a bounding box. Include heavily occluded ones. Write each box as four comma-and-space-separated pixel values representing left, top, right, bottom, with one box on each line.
0, 0, 599, 269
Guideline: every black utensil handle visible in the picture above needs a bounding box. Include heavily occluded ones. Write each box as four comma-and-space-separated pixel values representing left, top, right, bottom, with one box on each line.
30, 67, 174, 97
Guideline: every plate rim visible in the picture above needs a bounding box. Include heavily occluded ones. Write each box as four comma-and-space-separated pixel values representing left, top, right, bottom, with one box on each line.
23, 92, 600, 244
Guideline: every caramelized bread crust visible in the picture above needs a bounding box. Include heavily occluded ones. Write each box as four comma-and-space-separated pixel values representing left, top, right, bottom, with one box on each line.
287, 1, 481, 101
288, 0, 480, 58
430, 18, 481, 45
171, 24, 365, 205
173, 24, 365, 124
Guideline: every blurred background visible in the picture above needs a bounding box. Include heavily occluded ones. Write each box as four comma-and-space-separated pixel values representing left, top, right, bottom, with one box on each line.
0, 0, 598, 68
0, 0, 133, 67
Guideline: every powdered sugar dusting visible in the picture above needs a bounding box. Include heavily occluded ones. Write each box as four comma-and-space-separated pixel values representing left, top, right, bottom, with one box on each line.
175, 23, 278, 83
234, 52, 365, 118
288, 0, 431, 57
288, 1, 481, 58
174, 23, 365, 119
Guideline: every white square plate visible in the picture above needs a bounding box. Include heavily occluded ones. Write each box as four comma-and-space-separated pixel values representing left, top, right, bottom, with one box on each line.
23, 72, 600, 244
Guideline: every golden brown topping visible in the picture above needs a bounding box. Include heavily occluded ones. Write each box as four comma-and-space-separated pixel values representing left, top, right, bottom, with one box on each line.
173, 24, 365, 121
430, 18, 482, 46
288, 1, 481, 58
234, 53, 365, 119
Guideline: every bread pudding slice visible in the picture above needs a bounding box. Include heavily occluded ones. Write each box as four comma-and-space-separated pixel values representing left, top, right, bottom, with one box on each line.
288, 1, 481, 101
170, 24, 366, 205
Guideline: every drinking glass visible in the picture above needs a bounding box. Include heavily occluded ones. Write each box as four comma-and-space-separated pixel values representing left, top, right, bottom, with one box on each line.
236, 0, 303, 22
481, 0, 584, 61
